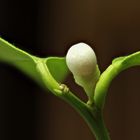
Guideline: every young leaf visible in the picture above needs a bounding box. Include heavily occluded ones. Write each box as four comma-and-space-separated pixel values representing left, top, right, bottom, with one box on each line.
0, 37, 69, 91
45, 57, 69, 83
94, 51, 140, 109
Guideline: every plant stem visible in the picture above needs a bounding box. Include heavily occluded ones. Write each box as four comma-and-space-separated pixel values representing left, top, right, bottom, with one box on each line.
61, 91, 110, 140
36, 59, 110, 139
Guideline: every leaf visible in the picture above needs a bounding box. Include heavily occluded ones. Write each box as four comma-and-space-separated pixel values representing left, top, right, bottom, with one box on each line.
45, 57, 69, 82
94, 51, 140, 109
0, 37, 42, 83
112, 51, 140, 70
0, 37, 69, 90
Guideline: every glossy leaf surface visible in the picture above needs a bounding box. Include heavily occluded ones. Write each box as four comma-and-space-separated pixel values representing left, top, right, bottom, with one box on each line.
94, 51, 140, 109
0, 37, 69, 88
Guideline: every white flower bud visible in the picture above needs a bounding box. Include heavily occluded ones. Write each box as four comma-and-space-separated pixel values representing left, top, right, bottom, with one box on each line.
66, 42, 100, 104
66, 43, 97, 76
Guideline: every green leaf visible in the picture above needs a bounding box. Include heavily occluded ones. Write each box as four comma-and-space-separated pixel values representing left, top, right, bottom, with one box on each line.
0, 37, 42, 83
94, 51, 140, 109
113, 51, 140, 70
0, 37, 69, 92
45, 57, 69, 83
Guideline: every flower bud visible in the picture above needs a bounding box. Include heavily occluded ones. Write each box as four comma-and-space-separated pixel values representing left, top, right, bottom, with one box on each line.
66, 43, 100, 104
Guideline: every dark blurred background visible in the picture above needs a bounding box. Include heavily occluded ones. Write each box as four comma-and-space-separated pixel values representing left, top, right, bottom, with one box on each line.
0, 0, 140, 140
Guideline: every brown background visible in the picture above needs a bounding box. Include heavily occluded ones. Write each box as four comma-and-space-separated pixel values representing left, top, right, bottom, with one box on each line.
0, 0, 140, 140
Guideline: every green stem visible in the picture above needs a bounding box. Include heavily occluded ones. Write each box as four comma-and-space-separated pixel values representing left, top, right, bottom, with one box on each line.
36, 59, 110, 140
61, 91, 110, 140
